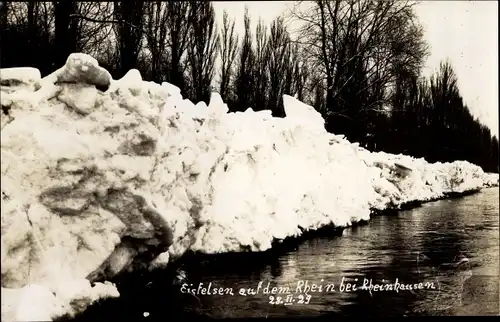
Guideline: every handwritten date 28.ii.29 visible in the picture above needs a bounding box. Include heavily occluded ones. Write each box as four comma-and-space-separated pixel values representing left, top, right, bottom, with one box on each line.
269, 294, 312, 305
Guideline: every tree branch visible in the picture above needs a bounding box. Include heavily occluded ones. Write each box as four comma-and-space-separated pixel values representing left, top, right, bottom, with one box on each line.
69, 13, 146, 34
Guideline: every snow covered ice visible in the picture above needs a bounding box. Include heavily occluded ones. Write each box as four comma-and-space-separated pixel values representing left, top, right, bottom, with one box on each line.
1, 53, 498, 321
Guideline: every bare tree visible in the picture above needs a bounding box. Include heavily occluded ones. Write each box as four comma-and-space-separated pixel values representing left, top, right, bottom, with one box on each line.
54, 1, 111, 68
284, 43, 296, 96
288, 0, 429, 141
429, 59, 459, 132
143, 1, 169, 82
312, 74, 326, 113
294, 54, 310, 102
187, 1, 219, 104
113, 0, 144, 76
1, 2, 54, 74
266, 17, 291, 117
218, 10, 239, 102
290, 0, 428, 109
252, 18, 270, 111
283, 42, 309, 101
233, 7, 255, 112
164, 1, 191, 94
74, 3, 116, 59
53, 1, 78, 67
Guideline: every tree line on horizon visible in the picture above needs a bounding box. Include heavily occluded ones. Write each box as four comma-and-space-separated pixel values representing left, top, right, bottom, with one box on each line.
1, 1, 498, 173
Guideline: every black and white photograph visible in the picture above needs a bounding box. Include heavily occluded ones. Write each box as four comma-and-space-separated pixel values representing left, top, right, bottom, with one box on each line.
0, 0, 498, 320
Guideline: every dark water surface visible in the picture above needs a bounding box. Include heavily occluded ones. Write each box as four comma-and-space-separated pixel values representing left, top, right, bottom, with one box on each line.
72, 188, 499, 320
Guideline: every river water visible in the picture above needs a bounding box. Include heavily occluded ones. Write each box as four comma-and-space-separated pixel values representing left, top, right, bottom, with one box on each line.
71, 187, 499, 320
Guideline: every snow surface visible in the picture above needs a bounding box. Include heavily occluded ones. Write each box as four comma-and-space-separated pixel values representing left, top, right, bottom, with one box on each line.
1, 53, 498, 321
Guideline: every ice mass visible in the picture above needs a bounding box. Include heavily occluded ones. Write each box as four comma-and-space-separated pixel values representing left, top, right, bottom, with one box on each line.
1, 53, 498, 321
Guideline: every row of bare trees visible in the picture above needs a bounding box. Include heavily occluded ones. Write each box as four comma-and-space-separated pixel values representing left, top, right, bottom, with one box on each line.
285, 0, 497, 172
230, 10, 310, 117
385, 60, 499, 173
0, 1, 218, 104
0, 1, 497, 172
1, 1, 311, 115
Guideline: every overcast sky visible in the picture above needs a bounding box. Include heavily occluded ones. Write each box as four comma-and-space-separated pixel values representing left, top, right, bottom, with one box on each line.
212, 1, 498, 138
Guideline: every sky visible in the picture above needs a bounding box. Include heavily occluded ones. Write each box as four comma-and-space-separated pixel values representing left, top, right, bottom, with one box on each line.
212, 1, 498, 138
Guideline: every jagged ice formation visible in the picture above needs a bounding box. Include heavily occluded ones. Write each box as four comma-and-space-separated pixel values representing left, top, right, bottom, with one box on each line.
1, 53, 498, 321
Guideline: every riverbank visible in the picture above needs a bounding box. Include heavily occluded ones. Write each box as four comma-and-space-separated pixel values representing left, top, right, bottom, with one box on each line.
66, 187, 499, 321
86, 186, 492, 282
1, 53, 498, 321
